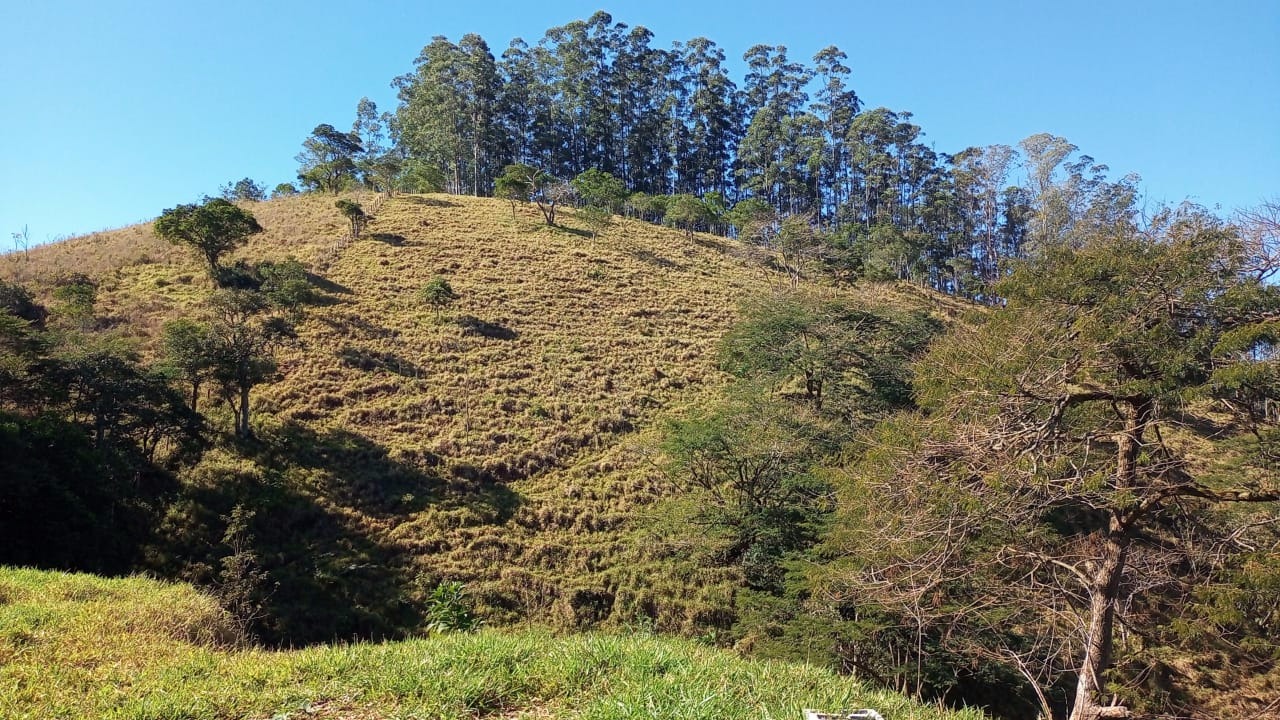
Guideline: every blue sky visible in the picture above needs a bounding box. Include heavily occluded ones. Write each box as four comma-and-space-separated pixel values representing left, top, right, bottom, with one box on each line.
2, 0, 1277, 250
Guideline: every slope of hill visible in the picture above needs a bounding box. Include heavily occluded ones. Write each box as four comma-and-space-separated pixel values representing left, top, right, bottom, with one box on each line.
1, 193, 964, 642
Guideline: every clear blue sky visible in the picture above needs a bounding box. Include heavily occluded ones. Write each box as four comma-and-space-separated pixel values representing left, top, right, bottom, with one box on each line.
2, 0, 1277, 250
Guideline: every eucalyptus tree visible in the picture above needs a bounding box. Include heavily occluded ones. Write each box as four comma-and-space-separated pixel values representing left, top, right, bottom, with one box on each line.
351, 97, 403, 195
811, 46, 860, 225
611, 26, 675, 192
737, 45, 813, 210
396, 36, 471, 194
496, 38, 542, 166
680, 37, 740, 197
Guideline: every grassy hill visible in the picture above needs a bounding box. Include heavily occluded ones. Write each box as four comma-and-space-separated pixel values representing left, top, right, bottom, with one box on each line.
1, 193, 964, 643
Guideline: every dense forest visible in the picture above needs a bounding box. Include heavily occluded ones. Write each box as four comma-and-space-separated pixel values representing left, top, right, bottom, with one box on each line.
3, 11, 1279, 720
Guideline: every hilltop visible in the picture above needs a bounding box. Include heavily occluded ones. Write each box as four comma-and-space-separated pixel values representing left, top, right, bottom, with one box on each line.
1, 192, 961, 642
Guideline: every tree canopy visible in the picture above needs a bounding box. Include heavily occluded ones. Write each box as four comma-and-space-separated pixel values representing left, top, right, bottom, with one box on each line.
153, 198, 263, 280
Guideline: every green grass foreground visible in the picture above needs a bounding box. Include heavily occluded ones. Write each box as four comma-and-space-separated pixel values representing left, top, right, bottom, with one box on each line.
0, 567, 983, 720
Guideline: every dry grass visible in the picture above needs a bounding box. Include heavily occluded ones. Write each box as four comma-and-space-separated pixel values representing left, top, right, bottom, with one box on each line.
1, 192, 964, 632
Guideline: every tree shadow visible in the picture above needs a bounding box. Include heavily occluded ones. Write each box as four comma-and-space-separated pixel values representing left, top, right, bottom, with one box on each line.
162, 462, 423, 645
630, 248, 684, 271
162, 422, 524, 645
691, 234, 730, 253
555, 225, 593, 239
255, 423, 523, 527
370, 233, 412, 247
336, 344, 423, 377
455, 314, 519, 340
317, 313, 396, 340
254, 423, 443, 517
305, 272, 352, 295
1168, 409, 1233, 440
397, 195, 458, 208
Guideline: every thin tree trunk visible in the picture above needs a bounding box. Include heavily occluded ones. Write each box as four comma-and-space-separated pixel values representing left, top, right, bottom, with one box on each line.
238, 384, 252, 439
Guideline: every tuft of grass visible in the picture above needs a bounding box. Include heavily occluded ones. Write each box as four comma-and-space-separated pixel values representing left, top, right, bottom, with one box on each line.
0, 567, 984, 720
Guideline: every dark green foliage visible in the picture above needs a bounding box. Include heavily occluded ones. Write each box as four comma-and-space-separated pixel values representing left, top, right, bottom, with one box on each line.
821, 210, 1280, 720
577, 205, 613, 238
0, 325, 205, 575
55, 346, 205, 457
211, 504, 274, 641
51, 274, 97, 326
0, 279, 48, 327
496, 163, 566, 225
721, 292, 935, 421
271, 182, 299, 198
161, 319, 213, 412
424, 581, 481, 632
154, 198, 263, 281
205, 289, 295, 439
296, 124, 364, 194
419, 276, 459, 319
0, 412, 178, 573
397, 158, 447, 194
662, 392, 829, 592
378, 14, 1149, 301
663, 194, 714, 238
495, 164, 532, 216
625, 192, 668, 223
571, 169, 628, 212
335, 199, 370, 238
726, 198, 777, 243
255, 258, 315, 310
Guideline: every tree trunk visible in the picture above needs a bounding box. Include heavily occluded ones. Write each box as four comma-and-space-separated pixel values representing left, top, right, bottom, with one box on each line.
1071, 397, 1148, 720
237, 384, 252, 439
1069, 529, 1128, 720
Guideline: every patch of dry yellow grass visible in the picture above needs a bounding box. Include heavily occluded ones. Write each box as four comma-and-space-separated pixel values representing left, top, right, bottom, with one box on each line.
2, 192, 965, 631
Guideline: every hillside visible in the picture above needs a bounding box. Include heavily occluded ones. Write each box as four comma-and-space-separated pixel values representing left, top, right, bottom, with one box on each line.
0, 567, 985, 720
1, 193, 962, 641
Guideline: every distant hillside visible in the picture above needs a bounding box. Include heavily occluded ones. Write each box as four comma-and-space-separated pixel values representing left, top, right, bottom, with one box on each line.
1, 193, 963, 642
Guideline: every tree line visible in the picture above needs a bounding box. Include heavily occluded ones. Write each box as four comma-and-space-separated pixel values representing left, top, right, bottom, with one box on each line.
289, 11, 1137, 299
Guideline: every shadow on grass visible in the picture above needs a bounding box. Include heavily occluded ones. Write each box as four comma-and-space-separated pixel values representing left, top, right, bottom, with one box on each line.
370, 232, 412, 246
554, 225, 593, 239
397, 195, 459, 208
336, 344, 423, 377
630, 248, 684, 271
456, 315, 519, 341
691, 234, 730, 253
318, 313, 396, 340
305, 271, 352, 295
263, 422, 522, 525
162, 459, 422, 645
165, 417, 524, 640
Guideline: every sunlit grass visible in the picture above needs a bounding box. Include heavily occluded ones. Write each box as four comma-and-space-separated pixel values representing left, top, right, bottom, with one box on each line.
0, 568, 983, 720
